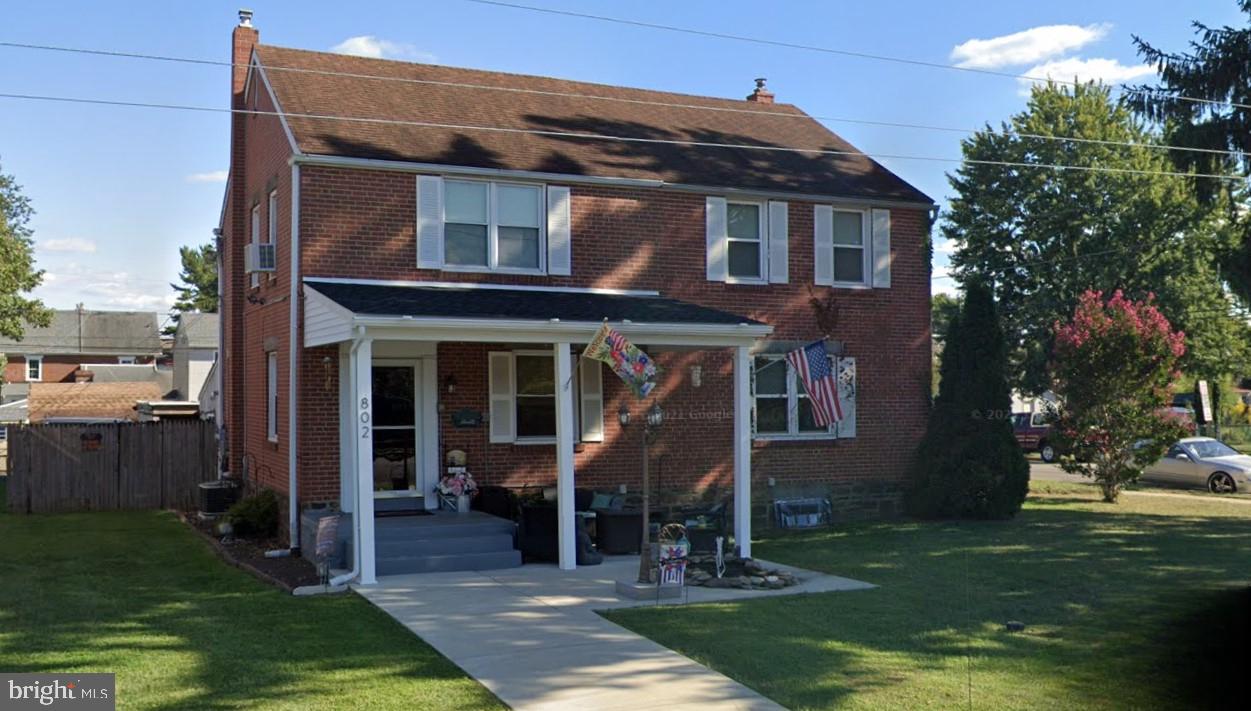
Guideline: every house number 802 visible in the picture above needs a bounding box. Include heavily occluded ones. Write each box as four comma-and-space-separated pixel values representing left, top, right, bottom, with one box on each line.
360, 396, 371, 439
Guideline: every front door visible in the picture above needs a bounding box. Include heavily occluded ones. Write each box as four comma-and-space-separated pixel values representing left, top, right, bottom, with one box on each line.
371, 364, 420, 498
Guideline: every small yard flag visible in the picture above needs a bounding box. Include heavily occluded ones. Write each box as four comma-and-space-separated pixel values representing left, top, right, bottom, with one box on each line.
786, 340, 844, 427
583, 323, 657, 398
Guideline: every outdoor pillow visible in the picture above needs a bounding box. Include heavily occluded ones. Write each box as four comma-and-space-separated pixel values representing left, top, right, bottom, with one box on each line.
590, 493, 614, 510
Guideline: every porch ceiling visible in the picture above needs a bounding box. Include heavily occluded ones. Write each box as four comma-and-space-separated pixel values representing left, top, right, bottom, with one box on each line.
303, 279, 772, 347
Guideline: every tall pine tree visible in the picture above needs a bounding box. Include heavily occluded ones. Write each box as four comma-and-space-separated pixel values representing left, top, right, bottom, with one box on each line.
906, 281, 1029, 519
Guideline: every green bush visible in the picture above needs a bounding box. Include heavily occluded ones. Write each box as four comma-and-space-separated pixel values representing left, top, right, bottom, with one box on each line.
227, 489, 280, 538
906, 281, 1029, 519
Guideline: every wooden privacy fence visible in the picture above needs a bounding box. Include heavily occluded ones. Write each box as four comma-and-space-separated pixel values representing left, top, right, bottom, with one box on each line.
6, 420, 218, 513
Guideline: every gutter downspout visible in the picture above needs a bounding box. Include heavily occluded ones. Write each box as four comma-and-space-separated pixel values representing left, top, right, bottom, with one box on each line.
329, 333, 366, 587
287, 162, 301, 551
213, 227, 225, 476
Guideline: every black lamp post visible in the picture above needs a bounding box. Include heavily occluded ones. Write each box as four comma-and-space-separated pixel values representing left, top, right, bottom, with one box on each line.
620, 401, 663, 583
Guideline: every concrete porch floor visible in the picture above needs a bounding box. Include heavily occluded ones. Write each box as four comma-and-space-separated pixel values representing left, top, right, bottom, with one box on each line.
354, 555, 874, 710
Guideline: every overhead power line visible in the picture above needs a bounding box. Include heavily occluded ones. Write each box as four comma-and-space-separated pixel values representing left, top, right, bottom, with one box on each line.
0, 91, 1245, 184
0, 40, 1246, 161
461, 0, 1251, 114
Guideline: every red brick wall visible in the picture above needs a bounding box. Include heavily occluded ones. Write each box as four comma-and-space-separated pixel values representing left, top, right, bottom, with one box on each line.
3, 355, 152, 384
289, 167, 932, 521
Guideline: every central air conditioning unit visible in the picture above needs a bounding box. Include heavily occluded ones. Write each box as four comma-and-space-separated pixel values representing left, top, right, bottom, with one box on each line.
245, 243, 276, 273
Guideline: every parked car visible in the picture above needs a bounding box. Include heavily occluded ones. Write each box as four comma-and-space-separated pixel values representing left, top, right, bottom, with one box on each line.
1141, 437, 1251, 493
1012, 411, 1057, 462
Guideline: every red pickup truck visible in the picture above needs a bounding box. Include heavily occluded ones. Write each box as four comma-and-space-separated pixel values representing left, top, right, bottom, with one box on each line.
1012, 411, 1057, 462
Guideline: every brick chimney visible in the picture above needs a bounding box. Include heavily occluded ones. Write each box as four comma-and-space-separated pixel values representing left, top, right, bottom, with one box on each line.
224, 9, 258, 477
746, 77, 774, 104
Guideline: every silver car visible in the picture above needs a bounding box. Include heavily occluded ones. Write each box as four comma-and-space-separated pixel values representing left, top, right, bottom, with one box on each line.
1142, 437, 1251, 493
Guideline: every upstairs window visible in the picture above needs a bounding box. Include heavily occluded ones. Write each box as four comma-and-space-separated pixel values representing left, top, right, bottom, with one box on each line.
727, 202, 765, 280
267, 189, 279, 278
444, 180, 544, 272
250, 204, 261, 288
832, 210, 867, 284
26, 355, 42, 382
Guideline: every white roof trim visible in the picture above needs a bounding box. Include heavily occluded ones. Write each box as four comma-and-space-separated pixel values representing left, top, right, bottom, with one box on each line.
291, 153, 937, 210
301, 285, 770, 348
253, 53, 301, 156
303, 276, 659, 297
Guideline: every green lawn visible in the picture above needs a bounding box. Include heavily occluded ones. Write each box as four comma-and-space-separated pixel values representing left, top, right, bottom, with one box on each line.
0, 479, 502, 711
606, 482, 1251, 710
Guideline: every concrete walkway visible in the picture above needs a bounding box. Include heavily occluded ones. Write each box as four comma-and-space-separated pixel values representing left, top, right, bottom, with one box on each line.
354, 556, 872, 710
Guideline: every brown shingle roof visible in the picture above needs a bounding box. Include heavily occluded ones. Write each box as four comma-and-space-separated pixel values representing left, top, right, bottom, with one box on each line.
27, 382, 163, 423
256, 46, 933, 204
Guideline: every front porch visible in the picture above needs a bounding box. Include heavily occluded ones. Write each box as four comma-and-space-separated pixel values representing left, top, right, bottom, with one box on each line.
303, 278, 773, 584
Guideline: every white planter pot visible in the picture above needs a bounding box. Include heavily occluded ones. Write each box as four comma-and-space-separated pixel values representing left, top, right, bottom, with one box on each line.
456, 494, 471, 513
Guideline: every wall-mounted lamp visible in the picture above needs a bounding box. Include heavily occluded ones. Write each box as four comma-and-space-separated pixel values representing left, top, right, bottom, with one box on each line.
617, 402, 630, 427
445, 374, 458, 395
690, 365, 703, 388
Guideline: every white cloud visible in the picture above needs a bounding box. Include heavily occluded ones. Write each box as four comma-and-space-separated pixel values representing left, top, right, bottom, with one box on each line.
934, 238, 962, 256
330, 35, 436, 62
40, 237, 97, 254
951, 24, 1110, 69
1018, 57, 1155, 94
185, 170, 228, 184
35, 263, 175, 312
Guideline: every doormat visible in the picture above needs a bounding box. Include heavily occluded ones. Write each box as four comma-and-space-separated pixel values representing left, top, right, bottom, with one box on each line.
375, 509, 434, 518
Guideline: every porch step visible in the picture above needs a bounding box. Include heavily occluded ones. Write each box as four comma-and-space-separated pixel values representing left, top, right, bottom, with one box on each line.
375, 532, 516, 556
377, 549, 523, 575
373, 517, 515, 541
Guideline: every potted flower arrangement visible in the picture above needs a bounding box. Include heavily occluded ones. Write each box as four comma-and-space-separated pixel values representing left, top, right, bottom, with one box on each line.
437, 472, 478, 513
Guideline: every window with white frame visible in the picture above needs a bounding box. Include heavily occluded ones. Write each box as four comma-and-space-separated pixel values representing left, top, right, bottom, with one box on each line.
250, 204, 261, 288
0, 426, 7, 442
444, 180, 544, 272
727, 202, 766, 280
267, 189, 278, 278
266, 351, 278, 442
515, 354, 557, 440
118, 356, 136, 365
753, 356, 832, 438
832, 210, 867, 284
26, 355, 42, 382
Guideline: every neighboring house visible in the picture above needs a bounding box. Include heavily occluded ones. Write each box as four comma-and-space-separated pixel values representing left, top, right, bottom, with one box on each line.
173, 313, 219, 401
0, 306, 163, 405
26, 382, 163, 423
218, 12, 934, 583
198, 358, 221, 422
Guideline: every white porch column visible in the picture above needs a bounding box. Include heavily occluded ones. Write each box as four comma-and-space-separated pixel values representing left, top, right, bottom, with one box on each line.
353, 337, 377, 584
554, 341, 577, 570
733, 345, 752, 558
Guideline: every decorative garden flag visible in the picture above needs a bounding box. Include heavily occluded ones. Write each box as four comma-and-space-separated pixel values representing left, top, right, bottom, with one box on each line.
583, 323, 657, 398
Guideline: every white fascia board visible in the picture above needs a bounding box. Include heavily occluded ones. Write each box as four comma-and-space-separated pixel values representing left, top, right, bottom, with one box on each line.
355, 315, 771, 347
303, 276, 659, 298
291, 153, 936, 210
252, 54, 302, 156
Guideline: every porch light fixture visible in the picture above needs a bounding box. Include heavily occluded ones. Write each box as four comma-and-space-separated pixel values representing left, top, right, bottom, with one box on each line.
646, 402, 664, 428
617, 402, 630, 427
445, 375, 457, 395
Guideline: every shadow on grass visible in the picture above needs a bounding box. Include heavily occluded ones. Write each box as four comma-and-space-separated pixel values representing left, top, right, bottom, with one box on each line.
1151, 586, 1251, 710
0, 509, 501, 710
607, 495, 1251, 709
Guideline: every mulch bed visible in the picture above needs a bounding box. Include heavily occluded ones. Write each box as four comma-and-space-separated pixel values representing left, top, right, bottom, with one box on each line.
180, 512, 321, 592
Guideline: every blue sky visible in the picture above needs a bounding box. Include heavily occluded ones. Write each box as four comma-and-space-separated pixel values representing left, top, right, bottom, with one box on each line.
1, 1, 1243, 316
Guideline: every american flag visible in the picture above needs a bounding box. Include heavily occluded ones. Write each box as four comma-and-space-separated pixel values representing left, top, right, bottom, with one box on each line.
786, 341, 844, 427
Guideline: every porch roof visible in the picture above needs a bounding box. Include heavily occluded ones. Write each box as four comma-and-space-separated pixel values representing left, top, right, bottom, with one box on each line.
303, 279, 772, 347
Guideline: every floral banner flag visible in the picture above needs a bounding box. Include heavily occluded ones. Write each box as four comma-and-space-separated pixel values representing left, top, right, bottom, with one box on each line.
582, 322, 657, 398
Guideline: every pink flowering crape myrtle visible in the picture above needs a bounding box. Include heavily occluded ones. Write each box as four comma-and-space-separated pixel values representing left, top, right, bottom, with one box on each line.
1049, 290, 1189, 502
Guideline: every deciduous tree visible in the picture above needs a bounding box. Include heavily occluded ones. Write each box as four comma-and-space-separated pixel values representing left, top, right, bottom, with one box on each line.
1049, 290, 1189, 502
0, 161, 52, 382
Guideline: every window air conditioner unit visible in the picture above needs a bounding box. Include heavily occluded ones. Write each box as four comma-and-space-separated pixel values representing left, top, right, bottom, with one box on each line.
245, 243, 276, 273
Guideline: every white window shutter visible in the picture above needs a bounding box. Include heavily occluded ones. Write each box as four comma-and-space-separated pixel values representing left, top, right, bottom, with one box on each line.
705, 196, 728, 282
578, 357, 604, 442
488, 352, 515, 443
871, 208, 892, 288
835, 357, 856, 439
416, 175, 444, 269
767, 201, 788, 283
814, 205, 834, 286
546, 185, 572, 276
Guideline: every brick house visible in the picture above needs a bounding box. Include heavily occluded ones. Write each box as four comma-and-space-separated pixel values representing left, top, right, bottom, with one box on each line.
218, 11, 934, 584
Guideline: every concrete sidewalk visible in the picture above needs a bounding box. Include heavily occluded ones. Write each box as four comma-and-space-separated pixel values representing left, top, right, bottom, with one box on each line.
355, 556, 873, 710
